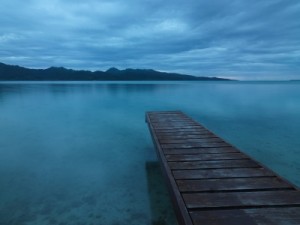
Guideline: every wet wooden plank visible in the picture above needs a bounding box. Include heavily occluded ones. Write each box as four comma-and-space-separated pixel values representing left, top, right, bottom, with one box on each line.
157, 134, 218, 140
153, 126, 202, 130
190, 208, 300, 225
169, 159, 259, 170
151, 122, 200, 127
183, 190, 300, 209
177, 177, 292, 192
153, 126, 206, 130
154, 129, 208, 133
173, 168, 274, 179
159, 137, 224, 144
163, 147, 239, 155
155, 130, 212, 136
162, 142, 231, 149
166, 152, 248, 161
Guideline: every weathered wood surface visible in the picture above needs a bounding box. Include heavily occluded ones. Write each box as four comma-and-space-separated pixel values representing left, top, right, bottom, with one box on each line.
146, 111, 300, 225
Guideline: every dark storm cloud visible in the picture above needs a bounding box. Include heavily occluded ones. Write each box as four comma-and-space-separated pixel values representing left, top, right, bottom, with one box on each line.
0, 0, 299, 79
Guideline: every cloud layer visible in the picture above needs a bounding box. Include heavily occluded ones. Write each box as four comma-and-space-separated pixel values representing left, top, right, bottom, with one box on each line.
1, 0, 300, 79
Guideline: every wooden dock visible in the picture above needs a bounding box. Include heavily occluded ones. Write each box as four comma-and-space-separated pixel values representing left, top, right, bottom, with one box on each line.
146, 111, 300, 225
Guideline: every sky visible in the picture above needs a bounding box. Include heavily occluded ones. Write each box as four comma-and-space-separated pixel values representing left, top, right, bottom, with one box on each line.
0, 0, 299, 80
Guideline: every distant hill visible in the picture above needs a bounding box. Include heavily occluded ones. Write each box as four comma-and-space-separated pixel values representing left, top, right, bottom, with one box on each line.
0, 62, 231, 81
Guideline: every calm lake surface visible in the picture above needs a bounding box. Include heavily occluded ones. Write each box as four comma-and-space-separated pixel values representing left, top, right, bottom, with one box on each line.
0, 81, 300, 225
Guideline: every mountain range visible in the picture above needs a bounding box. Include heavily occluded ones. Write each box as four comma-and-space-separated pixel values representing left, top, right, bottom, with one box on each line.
0, 62, 230, 81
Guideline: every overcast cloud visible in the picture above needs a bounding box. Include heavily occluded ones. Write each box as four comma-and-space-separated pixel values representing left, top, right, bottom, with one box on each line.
0, 0, 300, 79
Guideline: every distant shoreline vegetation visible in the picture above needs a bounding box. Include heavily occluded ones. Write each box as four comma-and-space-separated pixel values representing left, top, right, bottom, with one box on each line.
0, 62, 231, 81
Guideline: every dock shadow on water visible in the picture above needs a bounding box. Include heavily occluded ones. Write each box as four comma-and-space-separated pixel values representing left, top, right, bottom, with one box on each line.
145, 162, 178, 225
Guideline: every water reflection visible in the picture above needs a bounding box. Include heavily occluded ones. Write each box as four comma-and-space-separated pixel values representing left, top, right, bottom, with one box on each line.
0, 82, 179, 97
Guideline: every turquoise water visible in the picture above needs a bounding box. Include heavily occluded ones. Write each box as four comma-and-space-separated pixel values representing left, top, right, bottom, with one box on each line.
0, 81, 300, 224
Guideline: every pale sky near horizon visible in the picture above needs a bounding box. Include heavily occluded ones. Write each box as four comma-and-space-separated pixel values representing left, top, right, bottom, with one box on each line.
0, 0, 299, 80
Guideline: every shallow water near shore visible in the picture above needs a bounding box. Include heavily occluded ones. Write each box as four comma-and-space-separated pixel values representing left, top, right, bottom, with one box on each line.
0, 81, 300, 224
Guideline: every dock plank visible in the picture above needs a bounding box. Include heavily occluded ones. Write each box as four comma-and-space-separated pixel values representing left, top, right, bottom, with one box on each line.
183, 190, 300, 209
161, 142, 231, 149
173, 168, 274, 179
169, 159, 259, 170
145, 111, 300, 225
177, 177, 292, 192
158, 134, 218, 140
155, 130, 212, 135
190, 208, 300, 225
166, 152, 248, 161
163, 147, 239, 155
159, 137, 224, 144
